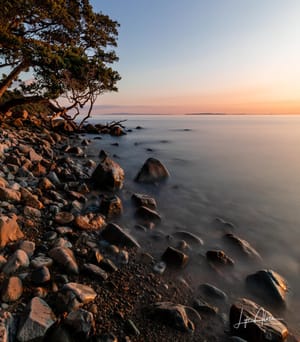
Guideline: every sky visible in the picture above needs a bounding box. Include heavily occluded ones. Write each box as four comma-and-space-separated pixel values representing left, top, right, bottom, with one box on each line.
90, 0, 300, 114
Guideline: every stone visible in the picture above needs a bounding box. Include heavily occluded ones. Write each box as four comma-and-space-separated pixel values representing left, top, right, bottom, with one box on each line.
135, 158, 170, 183
99, 259, 118, 273
54, 212, 74, 225
99, 196, 123, 218
64, 309, 95, 339
224, 233, 262, 260
20, 188, 43, 209
206, 250, 234, 266
31, 266, 51, 285
148, 302, 195, 332
49, 247, 79, 274
24, 206, 41, 217
1, 276, 23, 302
0, 187, 21, 203
19, 240, 35, 258
131, 193, 157, 209
28, 148, 43, 162
91, 154, 124, 191
43, 325, 73, 342
193, 298, 218, 315
0, 214, 24, 247
199, 283, 228, 302
135, 206, 161, 222
17, 297, 56, 342
101, 223, 140, 248
74, 213, 105, 231
3, 249, 30, 275
246, 270, 288, 307
0, 310, 17, 342
31, 256, 53, 269
171, 231, 204, 245
83, 263, 108, 281
63, 282, 97, 303
38, 177, 55, 191
153, 261, 167, 274
230, 298, 288, 342
162, 246, 188, 267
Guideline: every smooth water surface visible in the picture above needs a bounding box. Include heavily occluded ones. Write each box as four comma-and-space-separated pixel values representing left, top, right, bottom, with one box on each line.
85, 114, 300, 333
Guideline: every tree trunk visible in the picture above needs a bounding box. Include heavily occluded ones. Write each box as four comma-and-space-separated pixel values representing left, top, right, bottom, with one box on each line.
0, 61, 28, 99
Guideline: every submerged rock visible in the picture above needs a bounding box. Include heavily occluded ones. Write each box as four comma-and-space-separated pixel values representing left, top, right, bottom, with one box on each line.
135, 158, 170, 183
206, 250, 234, 267
230, 298, 288, 342
131, 193, 157, 210
162, 246, 188, 268
99, 196, 123, 218
135, 206, 161, 223
171, 231, 204, 246
246, 269, 288, 307
224, 233, 262, 261
91, 154, 124, 191
199, 283, 228, 302
101, 223, 140, 248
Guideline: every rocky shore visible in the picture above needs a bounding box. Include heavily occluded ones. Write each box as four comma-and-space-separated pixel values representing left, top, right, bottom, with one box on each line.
0, 116, 298, 341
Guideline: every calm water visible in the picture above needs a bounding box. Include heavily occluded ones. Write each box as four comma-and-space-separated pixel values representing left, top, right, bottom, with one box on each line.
85, 115, 300, 333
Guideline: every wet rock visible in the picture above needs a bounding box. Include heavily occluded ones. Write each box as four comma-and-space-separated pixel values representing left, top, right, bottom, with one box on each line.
135, 158, 170, 183
246, 270, 288, 307
153, 261, 167, 274
31, 256, 53, 269
54, 212, 74, 225
1, 276, 23, 302
199, 283, 228, 302
101, 223, 140, 248
63, 282, 97, 304
0, 187, 21, 203
0, 214, 24, 247
75, 213, 105, 231
135, 206, 161, 223
3, 249, 30, 274
162, 246, 188, 267
148, 302, 195, 332
171, 230, 204, 245
91, 154, 124, 191
99, 196, 123, 218
49, 247, 79, 274
206, 250, 234, 267
83, 263, 108, 281
31, 266, 51, 285
17, 297, 56, 342
230, 298, 288, 342
64, 309, 95, 339
193, 298, 218, 315
224, 233, 262, 260
131, 193, 157, 210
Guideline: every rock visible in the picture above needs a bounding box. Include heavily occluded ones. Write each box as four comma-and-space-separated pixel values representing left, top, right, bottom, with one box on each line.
193, 298, 218, 315
21, 188, 43, 209
94, 333, 118, 342
135, 158, 170, 183
110, 126, 125, 136
230, 298, 288, 342
38, 177, 55, 191
24, 206, 41, 217
148, 302, 195, 332
64, 309, 95, 339
131, 193, 157, 210
99, 196, 123, 218
17, 297, 56, 342
101, 223, 140, 248
3, 249, 30, 275
224, 233, 262, 260
83, 263, 108, 281
63, 282, 97, 304
0, 214, 24, 247
43, 325, 74, 342
31, 266, 51, 285
99, 259, 118, 273
91, 155, 124, 191
171, 231, 204, 245
28, 148, 43, 162
153, 261, 167, 274
206, 250, 234, 266
246, 270, 288, 307
118, 250, 129, 265
0, 187, 21, 203
19, 240, 35, 258
54, 212, 74, 225
1, 276, 23, 302
49, 247, 79, 274
162, 246, 188, 267
31, 256, 53, 269
135, 206, 161, 222
74, 213, 105, 231
199, 283, 228, 302
0, 310, 17, 342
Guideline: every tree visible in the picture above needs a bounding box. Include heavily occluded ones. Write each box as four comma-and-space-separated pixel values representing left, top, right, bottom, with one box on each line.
0, 0, 121, 126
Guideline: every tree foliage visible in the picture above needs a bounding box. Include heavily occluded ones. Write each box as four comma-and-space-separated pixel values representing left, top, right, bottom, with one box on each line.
0, 0, 121, 125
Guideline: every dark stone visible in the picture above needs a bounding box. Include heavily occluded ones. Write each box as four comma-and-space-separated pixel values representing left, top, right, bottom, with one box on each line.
246, 270, 288, 307
224, 233, 262, 261
131, 193, 157, 209
162, 246, 188, 267
135, 206, 161, 222
83, 263, 108, 281
124, 320, 140, 336
230, 298, 288, 342
100, 258, 118, 273
135, 158, 170, 183
64, 309, 95, 339
100, 196, 123, 218
193, 298, 218, 315
199, 283, 228, 302
31, 266, 51, 285
101, 223, 140, 248
206, 250, 234, 266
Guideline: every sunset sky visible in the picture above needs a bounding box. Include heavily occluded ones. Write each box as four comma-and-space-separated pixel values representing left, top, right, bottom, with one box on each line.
91, 0, 300, 114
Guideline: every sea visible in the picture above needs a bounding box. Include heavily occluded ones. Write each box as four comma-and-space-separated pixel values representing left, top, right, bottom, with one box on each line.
83, 114, 300, 334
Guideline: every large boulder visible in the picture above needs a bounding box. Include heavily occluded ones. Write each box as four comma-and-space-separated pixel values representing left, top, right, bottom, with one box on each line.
230, 298, 288, 342
135, 158, 170, 183
0, 214, 24, 247
91, 153, 124, 191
